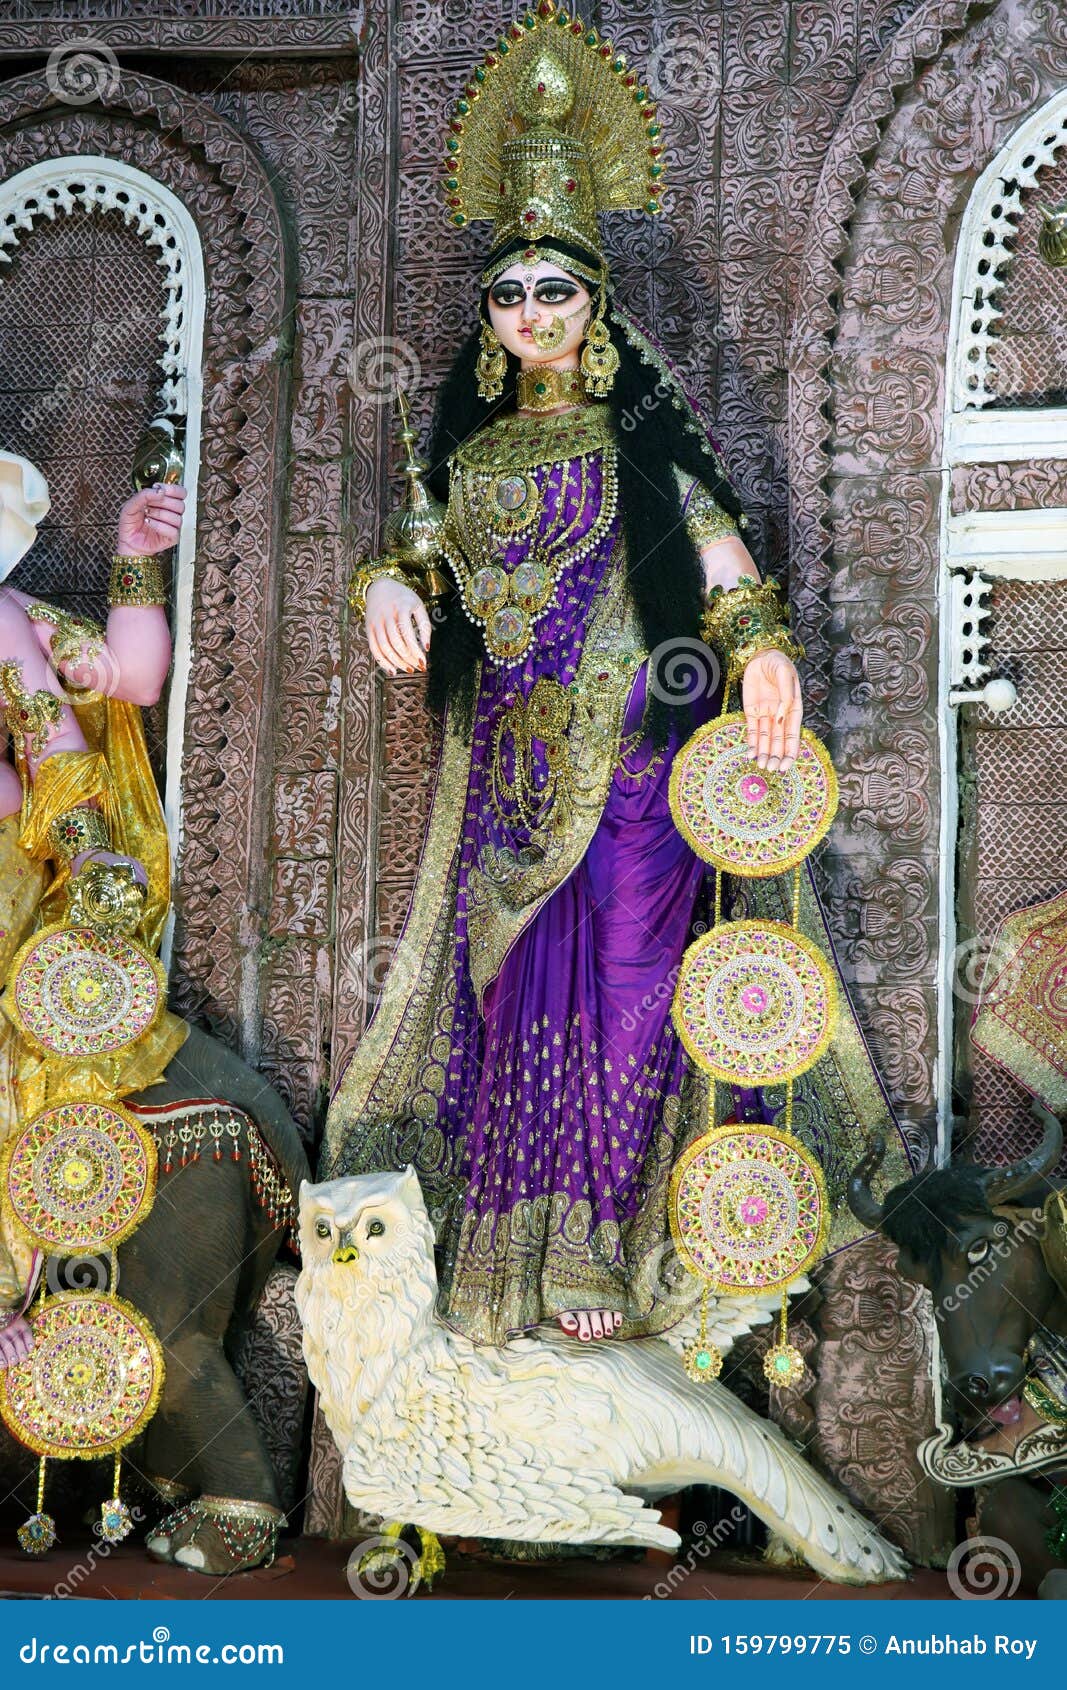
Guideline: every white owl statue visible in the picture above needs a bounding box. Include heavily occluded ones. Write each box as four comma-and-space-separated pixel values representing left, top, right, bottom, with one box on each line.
296, 1167, 908, 1592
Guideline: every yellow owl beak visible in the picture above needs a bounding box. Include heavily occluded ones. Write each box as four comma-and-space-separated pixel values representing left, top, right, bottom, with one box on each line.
331, 1243, 360, 1266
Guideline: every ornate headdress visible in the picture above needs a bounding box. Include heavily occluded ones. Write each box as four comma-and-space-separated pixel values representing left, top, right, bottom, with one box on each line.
442, 1, 666, 284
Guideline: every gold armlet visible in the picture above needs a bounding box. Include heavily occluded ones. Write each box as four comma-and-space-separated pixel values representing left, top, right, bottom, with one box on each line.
26, 602, 106, 669
685, 485, 740, 551
109, 554, 167, 608
0, 661, 65, 761
700, 580, 804, 683
48, 804, 112, 864
348, 556, 420, 620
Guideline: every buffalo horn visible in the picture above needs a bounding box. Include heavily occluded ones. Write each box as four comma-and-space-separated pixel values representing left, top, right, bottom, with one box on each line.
847, 1132, 888, 1229
983, 1105, 1063, 1205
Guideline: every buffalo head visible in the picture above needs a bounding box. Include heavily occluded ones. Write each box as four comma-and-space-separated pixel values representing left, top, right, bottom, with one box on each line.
848, 1112, 1065, 1437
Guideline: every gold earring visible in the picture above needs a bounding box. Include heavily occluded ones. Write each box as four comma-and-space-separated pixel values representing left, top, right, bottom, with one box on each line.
476, 315, 506, 402
580, 294, 619, 399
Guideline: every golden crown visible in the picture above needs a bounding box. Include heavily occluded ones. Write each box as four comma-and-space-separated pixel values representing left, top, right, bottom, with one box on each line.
442, 2, 667, 269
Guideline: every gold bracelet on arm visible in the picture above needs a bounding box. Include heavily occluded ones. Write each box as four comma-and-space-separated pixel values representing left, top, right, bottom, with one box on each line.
700, 578, 804, 686
48, 804, 112, 864
348, 556, 422, 620
109, 555, 167, 608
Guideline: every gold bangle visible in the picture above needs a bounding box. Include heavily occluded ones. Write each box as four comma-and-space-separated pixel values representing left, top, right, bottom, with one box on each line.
48, 804, 111, 863
348, 556, 419, 620
726, 633, 804, 686
109, 554, 167, 607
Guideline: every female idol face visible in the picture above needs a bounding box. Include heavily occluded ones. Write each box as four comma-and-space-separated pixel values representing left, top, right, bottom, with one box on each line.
486, 259, 592, 366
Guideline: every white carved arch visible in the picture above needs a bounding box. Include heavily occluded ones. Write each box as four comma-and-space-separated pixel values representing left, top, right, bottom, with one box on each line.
937, 85, 1067, 1145
948, 84, 1067, 437
0, 155, 205, 944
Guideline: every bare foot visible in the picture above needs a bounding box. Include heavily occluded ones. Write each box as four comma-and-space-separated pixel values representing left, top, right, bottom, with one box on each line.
558, 1310, 623, 1342
0, 1315, 32, 1370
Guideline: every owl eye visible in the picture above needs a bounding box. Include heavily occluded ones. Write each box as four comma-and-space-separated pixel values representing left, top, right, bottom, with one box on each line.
366, 1218, 385, 1238
315, 1219, 332, 1241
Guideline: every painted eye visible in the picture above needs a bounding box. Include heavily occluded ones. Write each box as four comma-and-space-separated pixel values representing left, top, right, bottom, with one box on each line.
366, 1218, 385, 1238
966, 1238, 990, 1265
490, 284, 524, 307
535, 283, 577, 304
315, 1219, 331, 1241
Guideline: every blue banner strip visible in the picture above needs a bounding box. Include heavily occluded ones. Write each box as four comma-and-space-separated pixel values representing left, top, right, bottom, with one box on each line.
0, 1598, 1059, 1689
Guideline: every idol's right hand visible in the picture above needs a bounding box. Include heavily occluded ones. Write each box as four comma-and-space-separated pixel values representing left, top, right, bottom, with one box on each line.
366, 578, 430, 677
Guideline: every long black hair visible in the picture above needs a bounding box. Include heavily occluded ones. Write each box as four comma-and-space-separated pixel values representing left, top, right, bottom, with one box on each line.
424, 236, 743, 746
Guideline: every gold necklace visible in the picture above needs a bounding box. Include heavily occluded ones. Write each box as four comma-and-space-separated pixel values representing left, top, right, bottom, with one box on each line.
516, 367, 589, 412
443, 448, 619, 665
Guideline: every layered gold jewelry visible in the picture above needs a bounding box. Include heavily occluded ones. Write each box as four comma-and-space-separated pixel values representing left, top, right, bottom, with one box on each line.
476, 315, 507, 401
579, 291, 620, 398
66, 861, 146, 939
700, 579, 804, 687
516, 366, 588, 412
108, 555, 166, 608
0, 662, 65, 760
25, 602, 105, 672
443, 412, 618, 664
48, 804, 111, 864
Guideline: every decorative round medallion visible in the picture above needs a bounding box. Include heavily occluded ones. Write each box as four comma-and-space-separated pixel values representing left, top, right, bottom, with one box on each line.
0, 1292, 165, 1459
487, 604, 529, 659
487, 471, 540, 535
669, 713, 838, 877
672, 920, 837, 1086
2, 1101, 157, 1253
669, 1123, 829, 1295
7, 924, 165, 1059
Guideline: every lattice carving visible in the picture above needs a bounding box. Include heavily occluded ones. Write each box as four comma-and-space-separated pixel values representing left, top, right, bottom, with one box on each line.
0, 163, 197, 416
0, 70, 291, 1054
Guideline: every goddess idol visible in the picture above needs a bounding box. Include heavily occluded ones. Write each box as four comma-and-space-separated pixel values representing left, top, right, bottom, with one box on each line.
324, 4, 907, 1348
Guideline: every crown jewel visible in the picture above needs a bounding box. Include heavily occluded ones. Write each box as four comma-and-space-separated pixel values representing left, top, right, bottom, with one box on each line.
443, 2, 667, 267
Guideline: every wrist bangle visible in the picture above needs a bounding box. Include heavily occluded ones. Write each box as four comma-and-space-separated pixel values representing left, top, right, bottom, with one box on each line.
49, 805, 111, 863
348, 557, 419, 620
109, 554, 167, 607
700, 579, 804, 683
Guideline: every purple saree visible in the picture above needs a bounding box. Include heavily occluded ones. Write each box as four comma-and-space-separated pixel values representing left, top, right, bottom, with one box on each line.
325, 406, 715, 1343
323, 404, 911, 1346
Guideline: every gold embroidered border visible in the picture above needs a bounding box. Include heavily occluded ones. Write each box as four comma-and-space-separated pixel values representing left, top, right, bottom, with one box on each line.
321, 717, 475, 1179
466, 553, 646, 1006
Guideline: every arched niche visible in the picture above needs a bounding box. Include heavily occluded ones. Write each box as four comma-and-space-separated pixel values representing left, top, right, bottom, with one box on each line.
0, 68, 293, 1049
789, 0, 1067, 1165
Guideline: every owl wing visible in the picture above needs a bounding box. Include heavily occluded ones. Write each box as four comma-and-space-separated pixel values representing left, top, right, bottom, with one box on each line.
342, 1368, 676, 1550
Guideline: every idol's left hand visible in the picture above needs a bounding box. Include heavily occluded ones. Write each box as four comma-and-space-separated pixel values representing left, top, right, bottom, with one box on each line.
741, 649, 803, 772
116, 484, 187, 557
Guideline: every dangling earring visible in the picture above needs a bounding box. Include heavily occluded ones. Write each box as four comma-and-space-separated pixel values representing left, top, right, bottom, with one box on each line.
580, 293, 619, 399
476, 315, 506, 402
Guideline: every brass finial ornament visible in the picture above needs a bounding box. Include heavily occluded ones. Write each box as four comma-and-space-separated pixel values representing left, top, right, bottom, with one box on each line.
443, 2, 667, 275
382, 387, 450, 600
1037, 201, 1067, 268
348, 388, 449, 618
